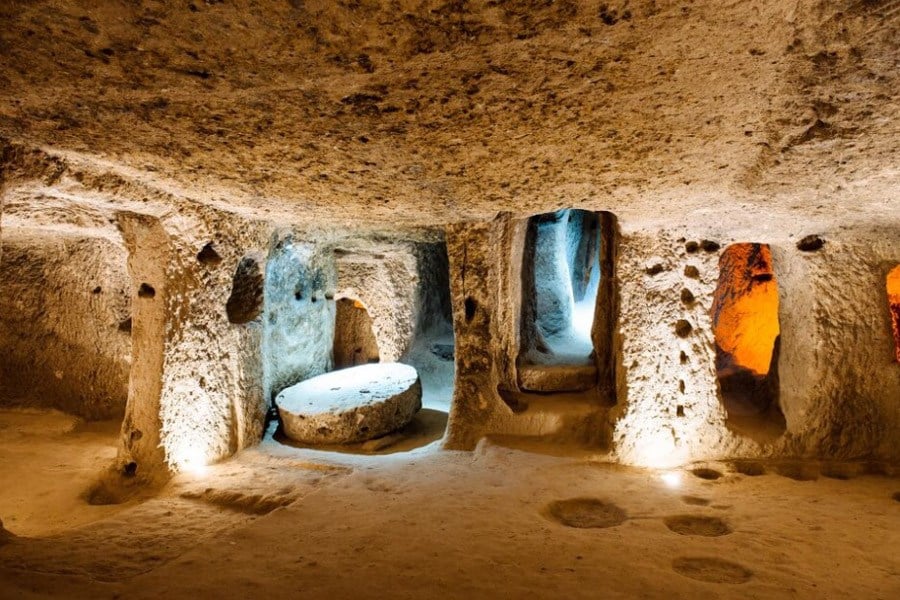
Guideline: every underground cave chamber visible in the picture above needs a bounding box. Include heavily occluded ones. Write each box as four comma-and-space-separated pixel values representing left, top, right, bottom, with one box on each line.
710, 243, 785, 441
1, 197, 898, 479
5, 4, 900, 595
265, 238, 455, 451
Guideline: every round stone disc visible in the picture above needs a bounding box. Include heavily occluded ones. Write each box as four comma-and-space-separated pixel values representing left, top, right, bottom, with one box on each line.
276, 362, 422, 444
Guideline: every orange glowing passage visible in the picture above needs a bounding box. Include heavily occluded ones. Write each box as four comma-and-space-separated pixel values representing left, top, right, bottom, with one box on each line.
888, 265, 900, 363
711, 244, 780, 376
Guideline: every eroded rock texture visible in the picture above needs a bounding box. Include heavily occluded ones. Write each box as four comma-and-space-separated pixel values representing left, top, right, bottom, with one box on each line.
0, 229, 130, 419
225, 254, 264, 325
1, 1, 898, 226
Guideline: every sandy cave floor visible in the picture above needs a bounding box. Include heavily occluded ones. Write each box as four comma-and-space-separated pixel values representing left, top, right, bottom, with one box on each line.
0, 409, 126, 537
0, 408, 899, 599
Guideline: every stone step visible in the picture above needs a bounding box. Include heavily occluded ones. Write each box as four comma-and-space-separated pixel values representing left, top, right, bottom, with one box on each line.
517, 363, 598, 393
490, 390, 610, 447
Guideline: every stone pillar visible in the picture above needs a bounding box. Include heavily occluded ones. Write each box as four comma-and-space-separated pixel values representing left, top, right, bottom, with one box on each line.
444, 219, 502, 449
117, 213, 170, 477
591, 212, 621, 401
118, 211, 271, 477
609, 230, 745, 467
444, 214, 531, 448
774, 231, 900, 462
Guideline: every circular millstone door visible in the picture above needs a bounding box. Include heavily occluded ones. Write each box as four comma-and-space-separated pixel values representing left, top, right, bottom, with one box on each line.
276, 362, 422, 444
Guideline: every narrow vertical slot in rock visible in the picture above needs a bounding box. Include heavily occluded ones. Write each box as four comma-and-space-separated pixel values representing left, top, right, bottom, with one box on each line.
887, 265, 900, 363
711, 243, 785, 441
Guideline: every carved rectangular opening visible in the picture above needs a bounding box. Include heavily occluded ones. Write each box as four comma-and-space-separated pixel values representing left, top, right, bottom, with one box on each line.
711, 243, 785, 442
888, 265, 900, 362
516, 209, 617, 398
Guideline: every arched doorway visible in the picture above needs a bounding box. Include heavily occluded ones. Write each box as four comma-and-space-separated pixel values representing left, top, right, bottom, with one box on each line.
333, 298, 380, 369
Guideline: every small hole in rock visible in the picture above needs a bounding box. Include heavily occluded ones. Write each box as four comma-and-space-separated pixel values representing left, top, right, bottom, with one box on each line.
545, 498, 627, 529
226, 255, 264, 324
197, 242, 223, 265
796, 234, 825, 252
138, 283, 155, 298
464, 297, 477, 322
664, 515, 731, 537
774, 462, 818, 481
691, 467, 723, 480
681, 495, 710, 506
123, 461, 138, 477
672, 556, 752, 584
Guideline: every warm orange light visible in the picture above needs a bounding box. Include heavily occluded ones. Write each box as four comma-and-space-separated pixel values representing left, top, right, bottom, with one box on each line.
712, 244, 780, 376
888, 265, 900, 363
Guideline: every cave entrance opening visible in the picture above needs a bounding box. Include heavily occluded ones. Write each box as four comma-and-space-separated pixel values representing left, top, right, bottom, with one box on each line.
711, 243, 785, 442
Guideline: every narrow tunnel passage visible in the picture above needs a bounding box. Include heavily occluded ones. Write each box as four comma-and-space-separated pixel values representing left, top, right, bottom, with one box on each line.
517, 209, 601, 394
711, 243, 785, 441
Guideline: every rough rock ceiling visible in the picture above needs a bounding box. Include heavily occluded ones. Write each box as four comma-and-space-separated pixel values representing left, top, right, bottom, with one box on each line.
1, 0, 898, 231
